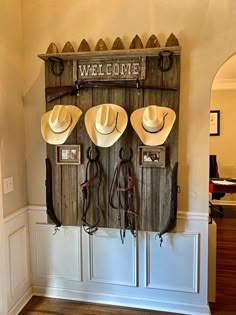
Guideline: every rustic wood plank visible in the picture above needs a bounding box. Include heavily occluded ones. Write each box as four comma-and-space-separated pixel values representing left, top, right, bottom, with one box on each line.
38, 46, 181, 62
112, 37, 125, 50
129, 35, 144, 49
146, 35, 160, 48
62, 41, 75, 53
78, 39, 91, 52
165, 33, 179, 47
91, 88, 110, 228
60, 43, 78, 226
45, 44, 62, 225
41, 35, 180, 232
46, 42, 59, 54
95, 38, 108, 51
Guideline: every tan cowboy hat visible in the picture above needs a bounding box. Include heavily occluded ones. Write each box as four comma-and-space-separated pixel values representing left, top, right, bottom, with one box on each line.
85, 104, 128, 147
41, 105, 82, 145
130, 105, 176, 146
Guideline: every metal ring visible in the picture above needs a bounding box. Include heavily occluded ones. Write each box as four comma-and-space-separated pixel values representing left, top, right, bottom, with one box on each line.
48, 57, 64, 77
158, 50, 174, 72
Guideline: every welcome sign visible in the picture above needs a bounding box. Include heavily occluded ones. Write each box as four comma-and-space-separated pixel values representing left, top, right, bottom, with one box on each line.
77, 57, 146, 80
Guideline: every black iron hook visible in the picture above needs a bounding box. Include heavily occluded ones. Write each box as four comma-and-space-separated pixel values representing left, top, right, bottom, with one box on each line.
48, 57, 64, 77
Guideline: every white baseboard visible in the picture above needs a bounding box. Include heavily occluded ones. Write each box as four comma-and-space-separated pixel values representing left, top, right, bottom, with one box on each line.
8, 287, 32, 315
32, 286, 210, 315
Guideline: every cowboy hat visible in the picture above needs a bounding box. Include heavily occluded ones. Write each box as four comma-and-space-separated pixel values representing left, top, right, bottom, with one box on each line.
130, 105, 176, 146
41, 105, 82, 145
85, 104, 128, 147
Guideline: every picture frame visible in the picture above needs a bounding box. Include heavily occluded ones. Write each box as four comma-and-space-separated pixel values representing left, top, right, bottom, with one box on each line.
210, 110, 220, 136
56, 145, 81, 165
139, 146, 166, 168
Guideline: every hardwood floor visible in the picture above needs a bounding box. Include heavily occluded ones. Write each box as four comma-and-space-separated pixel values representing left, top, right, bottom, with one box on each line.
209, 206, 236, 315
19, 296, 180, 315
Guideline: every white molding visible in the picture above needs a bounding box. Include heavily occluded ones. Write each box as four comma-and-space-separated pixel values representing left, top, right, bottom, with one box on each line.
177, 211, 208, 221
88, 230, 137, 286
7, 287, 32, 315
28, 205, 46, 211
8, 226, 29, 297
145, 232, 199, 293
3, 206, 28, 224
35, 224, 82, 282
32, 286, 210, 315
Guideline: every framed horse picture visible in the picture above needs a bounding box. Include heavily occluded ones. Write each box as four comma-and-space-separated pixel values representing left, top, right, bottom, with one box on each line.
139, 146, 166, 168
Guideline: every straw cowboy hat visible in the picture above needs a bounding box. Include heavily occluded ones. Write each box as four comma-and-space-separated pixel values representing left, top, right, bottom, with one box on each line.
85, 104, 128, 147
130, 105, 176, 146
41, 105, 82, 145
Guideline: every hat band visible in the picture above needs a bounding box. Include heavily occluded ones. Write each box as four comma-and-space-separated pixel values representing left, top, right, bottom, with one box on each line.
95, 112, 121, 135
142, 112, 168, 134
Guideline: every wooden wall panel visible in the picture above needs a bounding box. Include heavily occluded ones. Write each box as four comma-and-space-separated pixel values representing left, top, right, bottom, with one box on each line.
41, 35, 180, 235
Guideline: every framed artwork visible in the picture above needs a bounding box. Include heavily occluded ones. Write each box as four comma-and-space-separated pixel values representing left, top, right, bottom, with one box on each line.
210, 110, 220, 136
56, 145, 81, 165
139, 146, 166, 168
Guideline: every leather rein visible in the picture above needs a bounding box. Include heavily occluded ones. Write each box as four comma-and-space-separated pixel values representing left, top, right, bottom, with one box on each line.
109, 148, 137, 243
80, 147, 101, 235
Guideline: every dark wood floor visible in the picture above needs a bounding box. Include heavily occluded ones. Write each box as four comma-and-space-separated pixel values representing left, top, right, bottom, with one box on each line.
19, 296, 180, 315
209, 206, 236, 315
20, 206, 236, 315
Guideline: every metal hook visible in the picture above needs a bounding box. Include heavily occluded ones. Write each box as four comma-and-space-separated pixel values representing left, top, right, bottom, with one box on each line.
86, 146, 100, 161
48, 57, 64, 77
158, 50, 174, 72
53, 226, 60, 235
119, 148, 133, 161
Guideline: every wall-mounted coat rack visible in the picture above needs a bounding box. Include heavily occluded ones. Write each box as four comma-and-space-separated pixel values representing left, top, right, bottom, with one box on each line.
38, 33, 180, 240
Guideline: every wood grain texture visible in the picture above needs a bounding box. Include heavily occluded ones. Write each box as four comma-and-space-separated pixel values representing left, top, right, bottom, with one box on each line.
43, 40, 180, 233
45, 43, 62, 225
19, 296, 181, 315
210, 214, 236, 314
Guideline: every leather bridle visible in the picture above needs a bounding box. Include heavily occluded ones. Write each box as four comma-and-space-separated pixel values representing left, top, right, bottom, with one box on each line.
109, 148, 137, 243
80, 146, 101, 235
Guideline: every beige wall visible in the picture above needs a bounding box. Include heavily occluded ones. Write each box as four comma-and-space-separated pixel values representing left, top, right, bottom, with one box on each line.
210, 89, 236, 200
21, 0, 236, 213
0, 0, 27, 216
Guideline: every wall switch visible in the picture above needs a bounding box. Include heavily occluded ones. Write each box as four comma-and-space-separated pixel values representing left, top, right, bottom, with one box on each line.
3, 177, 14, 194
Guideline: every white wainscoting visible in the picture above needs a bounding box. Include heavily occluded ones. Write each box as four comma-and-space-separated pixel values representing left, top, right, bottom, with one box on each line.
28, 206, 210, 315
146, 232, 199, 293
3, 207, 32, 315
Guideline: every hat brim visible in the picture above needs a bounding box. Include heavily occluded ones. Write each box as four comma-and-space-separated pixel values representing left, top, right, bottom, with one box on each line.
85, 104, 128, 147
41, 105, 82, 145
130, 106, 176, 146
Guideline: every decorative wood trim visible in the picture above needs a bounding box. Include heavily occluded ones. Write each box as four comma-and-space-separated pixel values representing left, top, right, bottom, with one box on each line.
38, 46, 180, 61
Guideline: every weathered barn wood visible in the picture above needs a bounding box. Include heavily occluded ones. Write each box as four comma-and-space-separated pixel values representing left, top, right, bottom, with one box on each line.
40, 34, 180, 234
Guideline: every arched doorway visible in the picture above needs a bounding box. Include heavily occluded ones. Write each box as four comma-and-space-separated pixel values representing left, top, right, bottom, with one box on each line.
209, 54, 236, 314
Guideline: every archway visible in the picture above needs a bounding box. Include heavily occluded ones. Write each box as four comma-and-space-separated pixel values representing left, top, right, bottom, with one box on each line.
209, 54, 236, 313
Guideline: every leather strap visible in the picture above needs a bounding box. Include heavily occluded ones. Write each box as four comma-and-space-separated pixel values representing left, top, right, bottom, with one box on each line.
109, 149, 137, 243
80, 147, 101, 235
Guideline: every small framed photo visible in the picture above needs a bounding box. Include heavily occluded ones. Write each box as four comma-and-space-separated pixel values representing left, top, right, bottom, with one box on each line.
139, 146, 166, 168
56, 145, 81, 165
210, 110, 220, 136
